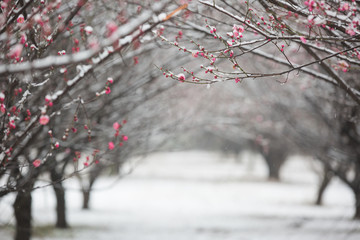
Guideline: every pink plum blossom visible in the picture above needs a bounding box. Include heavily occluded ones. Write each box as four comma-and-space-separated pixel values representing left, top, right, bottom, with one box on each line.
105, 87, 111, 94
8, 44, 23, 59
0, 92, 4, 102
338, 60, 350, 72
299, 36, 307, 43
108, 141, 115, 150
33, 159, 41, 167
17, 14, 24, 23
346, 28, 356, 36
106, 21, 118, 37
20, 34, 27, 44
113, 122, 120, 130
177, 73, 185, 82
39, 115, 50, 125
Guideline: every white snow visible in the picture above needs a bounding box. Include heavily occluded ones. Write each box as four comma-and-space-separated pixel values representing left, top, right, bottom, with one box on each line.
158, 13, 167, 21
0, 151, 359, 240
120, 35, 133, 46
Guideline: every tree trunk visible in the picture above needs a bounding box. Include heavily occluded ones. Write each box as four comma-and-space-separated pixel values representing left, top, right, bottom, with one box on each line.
13, 190, 32, 240
81, 168, 101, 210
354, 192, 360, 219
315, 168, 333, 205
51, 169, 68, 228
263, 150, 287, 181
267, 162, 281, 181
82, 189, 91, 210
53, 184, 68, 228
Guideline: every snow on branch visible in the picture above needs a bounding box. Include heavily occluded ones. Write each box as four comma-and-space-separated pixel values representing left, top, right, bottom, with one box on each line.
0, 0, 171, 77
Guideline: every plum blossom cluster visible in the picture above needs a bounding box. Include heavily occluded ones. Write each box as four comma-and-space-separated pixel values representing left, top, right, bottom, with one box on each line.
108, 120, 128, 151
96, 77, 114, 96
158, 0, 359, 106
1, 0, 63, 64
72, 149, 100, 167
302, 1, 359, 38
0, 88, 35, 141
158, 20, 254, 84
0, 2, 177, 240
1, 0, 173, 172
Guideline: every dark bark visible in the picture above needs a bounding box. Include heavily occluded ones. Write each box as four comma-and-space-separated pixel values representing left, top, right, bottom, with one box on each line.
81, 167, 103, 210
353, 164, 360, 219
315, 167, 333, 205
355, 192, 360, 219
267, 161, 282, 181
340, 107, 360, 219
81, 174, 96, 210
13, 189, 32, 240
82, 189, 91, 210
51, 169, 68, 228
263, 147, 287, 181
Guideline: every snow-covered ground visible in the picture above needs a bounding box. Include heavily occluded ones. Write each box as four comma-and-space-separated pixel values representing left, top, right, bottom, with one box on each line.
1, 151, 360, 240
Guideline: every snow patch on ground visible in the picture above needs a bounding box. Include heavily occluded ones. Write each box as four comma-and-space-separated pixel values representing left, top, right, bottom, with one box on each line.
1, 151, 359, 240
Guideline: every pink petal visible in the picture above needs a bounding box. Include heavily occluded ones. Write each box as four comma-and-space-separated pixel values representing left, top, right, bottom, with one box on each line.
113, 122, 120, 130
39, 115, 50, 125
299, 36, 307, 43
108, 142, 115, 150
33, 159, 41, 167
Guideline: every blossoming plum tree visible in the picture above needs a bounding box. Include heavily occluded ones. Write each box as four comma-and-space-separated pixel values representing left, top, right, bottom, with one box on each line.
0, 0, 180, 239
161, 1, 359, 99
159, 0, 360, 217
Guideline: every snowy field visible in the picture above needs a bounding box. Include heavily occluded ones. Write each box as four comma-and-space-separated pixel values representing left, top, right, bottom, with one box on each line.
1, 151, 360, 240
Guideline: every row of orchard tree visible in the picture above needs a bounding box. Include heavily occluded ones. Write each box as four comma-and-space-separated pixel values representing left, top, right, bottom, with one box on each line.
0, 1, 359, 240
0, 1, 180, 239
161, 0, 359, 216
